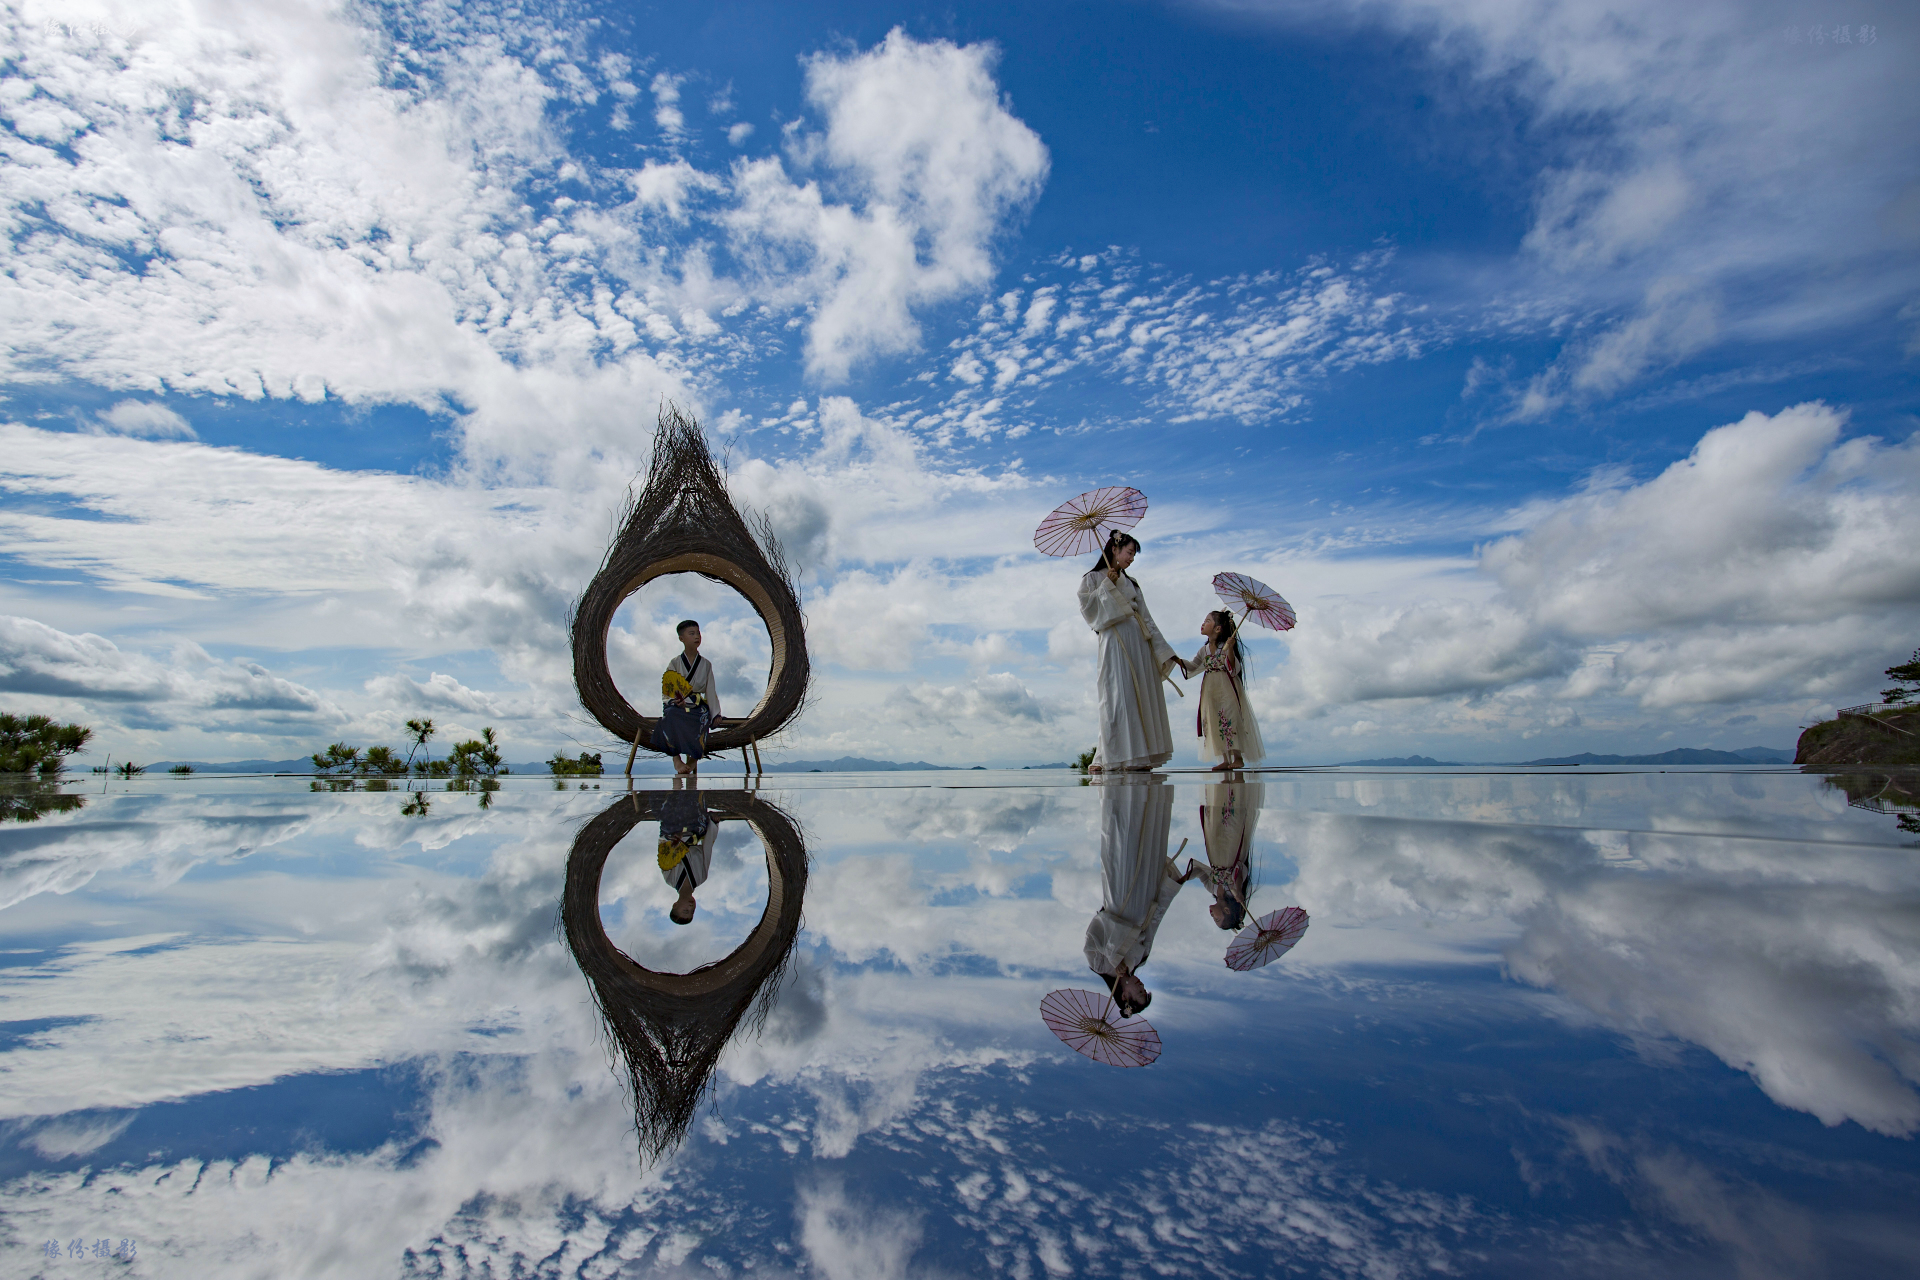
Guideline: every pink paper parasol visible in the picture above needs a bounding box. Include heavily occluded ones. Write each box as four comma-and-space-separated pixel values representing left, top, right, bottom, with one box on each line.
1212, 572, 1296, 632
1034, 487, 1149, 558
1225, 906, 1310, 972
1040, 988, 1162, 1067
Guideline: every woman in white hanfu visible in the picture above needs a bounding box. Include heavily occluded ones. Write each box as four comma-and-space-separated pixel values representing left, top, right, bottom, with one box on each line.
1083, 777, 1187, 1017
1078, 531, 1181, 773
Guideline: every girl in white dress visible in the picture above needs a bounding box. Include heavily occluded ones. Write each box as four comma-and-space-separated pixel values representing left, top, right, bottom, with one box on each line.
1182, 610, 1265, 771
1077, 531, 1181, 773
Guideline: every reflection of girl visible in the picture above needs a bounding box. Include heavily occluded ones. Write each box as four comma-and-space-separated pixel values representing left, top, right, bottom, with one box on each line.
1188, 781, 1263, 932
1078, 531, 1181, 774
1182, 610, 1264, 771
1084, 778, 1185, 1015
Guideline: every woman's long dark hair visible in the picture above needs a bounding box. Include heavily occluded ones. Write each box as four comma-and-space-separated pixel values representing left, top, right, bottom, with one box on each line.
1091, 531, 1141, 582
1207, 609, 1247, 675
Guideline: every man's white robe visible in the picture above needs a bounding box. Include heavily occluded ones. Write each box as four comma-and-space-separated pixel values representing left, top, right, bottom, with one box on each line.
1077, 570, 1179, 770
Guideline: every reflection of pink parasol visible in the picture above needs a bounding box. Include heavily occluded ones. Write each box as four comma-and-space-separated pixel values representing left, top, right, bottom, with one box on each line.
1225, 906, 1309, 972
1034, 487, 1149, 558
1040, 988, 1162, 1067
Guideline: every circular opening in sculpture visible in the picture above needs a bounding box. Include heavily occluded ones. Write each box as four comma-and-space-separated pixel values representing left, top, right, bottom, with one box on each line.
607, 572, 773, 756
597, 816, 779, 975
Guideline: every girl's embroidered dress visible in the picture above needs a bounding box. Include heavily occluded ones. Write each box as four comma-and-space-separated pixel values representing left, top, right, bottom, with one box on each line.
1187, 638, 1266, 766
1078, 569, 1181, 770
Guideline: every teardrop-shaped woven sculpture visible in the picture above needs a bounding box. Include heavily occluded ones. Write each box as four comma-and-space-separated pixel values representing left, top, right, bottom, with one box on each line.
572, 405, 810, 754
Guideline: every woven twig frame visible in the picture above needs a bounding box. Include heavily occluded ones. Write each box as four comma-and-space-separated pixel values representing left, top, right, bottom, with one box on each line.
560, 788, 808, 1163
571, 405, 811, 754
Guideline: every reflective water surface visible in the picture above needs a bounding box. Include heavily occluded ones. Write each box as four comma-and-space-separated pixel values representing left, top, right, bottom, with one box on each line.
3, 767, 1918, 1278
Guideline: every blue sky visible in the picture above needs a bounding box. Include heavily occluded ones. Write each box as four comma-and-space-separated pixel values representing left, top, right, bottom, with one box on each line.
2, 0, 1916, 766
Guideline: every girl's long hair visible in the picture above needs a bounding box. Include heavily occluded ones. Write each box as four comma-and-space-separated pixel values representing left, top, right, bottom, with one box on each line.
1091, 531, 1142, 583
1208, 609, 1247, 676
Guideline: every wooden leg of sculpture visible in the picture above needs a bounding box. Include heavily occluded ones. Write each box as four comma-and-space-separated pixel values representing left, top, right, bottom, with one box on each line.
751, 737, 763, 776
626, 723, 643, 778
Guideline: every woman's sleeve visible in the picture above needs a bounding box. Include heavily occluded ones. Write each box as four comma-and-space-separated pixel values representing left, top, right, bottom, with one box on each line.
1078, 573, 1133, 632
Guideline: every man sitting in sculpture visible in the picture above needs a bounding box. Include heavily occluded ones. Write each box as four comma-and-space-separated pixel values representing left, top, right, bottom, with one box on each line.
654, 619, 722, 776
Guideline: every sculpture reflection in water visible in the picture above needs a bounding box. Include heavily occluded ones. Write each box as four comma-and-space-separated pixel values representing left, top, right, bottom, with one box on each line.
560, 785, 807, 1162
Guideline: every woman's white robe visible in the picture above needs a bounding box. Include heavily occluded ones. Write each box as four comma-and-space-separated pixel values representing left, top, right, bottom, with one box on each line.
1083, 779, 1184, 978
1078, 570, 1180, 770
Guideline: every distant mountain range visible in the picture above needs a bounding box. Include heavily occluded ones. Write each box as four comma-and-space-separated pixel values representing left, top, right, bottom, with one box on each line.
139, 745, 1793, 776
1336, 747, 1794, 767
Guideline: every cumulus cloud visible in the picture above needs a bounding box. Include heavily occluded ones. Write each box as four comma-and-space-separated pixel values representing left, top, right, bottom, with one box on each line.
724, 28, 1049, 381
0, 614, 338, 720
1259, 403, 1920, 741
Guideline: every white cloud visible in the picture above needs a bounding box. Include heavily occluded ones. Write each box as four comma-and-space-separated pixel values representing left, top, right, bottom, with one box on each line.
650, 70, 685, 135
1209, 0, 1920, 405
0, 614, 339, 722
916, 249, 1420, 435
0, 12, 1048, 484
1255, 403, 1920, 741
87, 400, 195, 439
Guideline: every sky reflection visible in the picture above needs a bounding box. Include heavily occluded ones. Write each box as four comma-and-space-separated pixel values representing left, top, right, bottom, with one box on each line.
2, 770, 1917, 1278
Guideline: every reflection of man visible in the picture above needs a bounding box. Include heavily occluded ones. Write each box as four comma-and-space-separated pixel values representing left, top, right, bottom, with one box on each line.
658, 783, 718, 925
1084, 777, 1184, 1017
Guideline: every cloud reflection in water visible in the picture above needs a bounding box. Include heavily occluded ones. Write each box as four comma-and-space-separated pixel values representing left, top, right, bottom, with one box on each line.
0, 771, 1914, 1276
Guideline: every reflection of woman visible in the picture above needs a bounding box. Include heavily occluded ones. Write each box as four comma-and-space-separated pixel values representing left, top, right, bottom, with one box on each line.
561, 789, 807, 1163
1078, 531, 1180, 774
1084, 778, 1185, 1016
1190, 781, 1263, 932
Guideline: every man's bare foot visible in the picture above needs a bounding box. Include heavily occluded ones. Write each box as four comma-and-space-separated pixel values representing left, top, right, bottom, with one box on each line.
1210, 760, 1233, 772
1087, 764, 1104, 773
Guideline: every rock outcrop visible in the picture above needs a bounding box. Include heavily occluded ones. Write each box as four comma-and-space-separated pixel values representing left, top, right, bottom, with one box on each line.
1795, 709, 1920, 767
